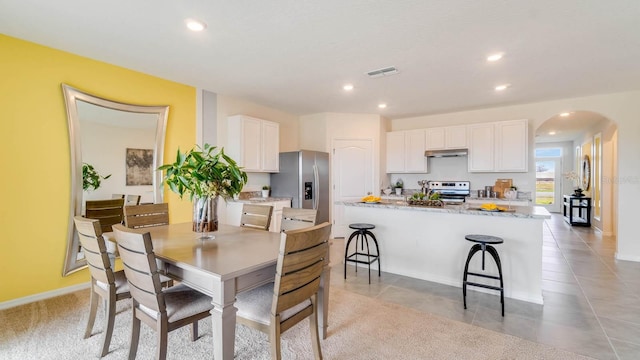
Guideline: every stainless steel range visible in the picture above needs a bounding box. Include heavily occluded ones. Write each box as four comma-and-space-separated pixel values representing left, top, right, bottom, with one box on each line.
427, 181, 470, 203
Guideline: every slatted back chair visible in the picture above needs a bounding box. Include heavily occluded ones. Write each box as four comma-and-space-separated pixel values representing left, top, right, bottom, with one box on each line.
113, 224, 213, 360
236, 222, 332, 360
112, 194, 125, 199
85, 198, 125, 234
74, 216, 130, 358
280, 207, 318, 232
124, 203, 170, 229
126, 194, 141, 206
240, 204, 273, 231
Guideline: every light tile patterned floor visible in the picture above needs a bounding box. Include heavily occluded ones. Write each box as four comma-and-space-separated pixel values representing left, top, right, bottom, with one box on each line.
331, 213, 640, 360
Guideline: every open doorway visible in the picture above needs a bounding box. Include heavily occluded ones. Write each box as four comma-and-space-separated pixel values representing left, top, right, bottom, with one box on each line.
535, 148, 562, 213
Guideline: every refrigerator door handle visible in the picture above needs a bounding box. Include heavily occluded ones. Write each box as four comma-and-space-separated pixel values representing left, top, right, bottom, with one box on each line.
313, 164, 319, 210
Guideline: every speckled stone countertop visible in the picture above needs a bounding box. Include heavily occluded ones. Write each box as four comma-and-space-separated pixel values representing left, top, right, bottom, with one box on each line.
341, 200, 551, 219
230, 197, 292, 203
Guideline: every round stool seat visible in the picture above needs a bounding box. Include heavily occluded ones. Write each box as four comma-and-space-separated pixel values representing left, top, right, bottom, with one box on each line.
464, 234, 503, 245
349, 223, 375, 230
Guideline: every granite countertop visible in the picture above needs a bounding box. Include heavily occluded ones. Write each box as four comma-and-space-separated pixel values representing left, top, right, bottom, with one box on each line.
340, 200, 550, 219
231, 197, 292, 204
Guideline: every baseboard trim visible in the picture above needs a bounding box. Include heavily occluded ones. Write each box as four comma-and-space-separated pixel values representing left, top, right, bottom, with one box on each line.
0, 282, 90, 310
615, 253, 640, 263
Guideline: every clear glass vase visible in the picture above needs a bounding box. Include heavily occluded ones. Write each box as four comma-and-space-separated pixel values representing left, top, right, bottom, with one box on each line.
193, 196, 219, 238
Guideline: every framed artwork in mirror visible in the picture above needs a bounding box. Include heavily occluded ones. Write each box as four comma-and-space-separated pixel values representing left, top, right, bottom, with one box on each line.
581, 155, 591, 191
126, 148, 154, 185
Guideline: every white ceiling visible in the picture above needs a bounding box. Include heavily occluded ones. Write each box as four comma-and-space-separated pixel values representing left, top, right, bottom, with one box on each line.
2, 0, 639, 126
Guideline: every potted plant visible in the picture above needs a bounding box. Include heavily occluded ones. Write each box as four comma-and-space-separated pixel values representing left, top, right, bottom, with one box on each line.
262, 185, 270, 198
82, 162, 111, 191
159, 144, 248, 235
394, 179, 404, 195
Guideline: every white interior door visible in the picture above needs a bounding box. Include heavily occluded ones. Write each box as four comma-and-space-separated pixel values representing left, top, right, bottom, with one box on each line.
332, 139, 374, 238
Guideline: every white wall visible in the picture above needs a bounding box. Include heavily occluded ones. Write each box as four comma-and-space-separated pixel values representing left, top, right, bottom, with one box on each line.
391, 90, 640, 262
82, 121, 155, 203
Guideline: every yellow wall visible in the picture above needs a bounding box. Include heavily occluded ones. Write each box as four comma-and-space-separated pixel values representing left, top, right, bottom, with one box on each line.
0, 35, 196, 302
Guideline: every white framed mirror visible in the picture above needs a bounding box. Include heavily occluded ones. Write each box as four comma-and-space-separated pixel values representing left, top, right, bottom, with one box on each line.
62, 84, 168, 275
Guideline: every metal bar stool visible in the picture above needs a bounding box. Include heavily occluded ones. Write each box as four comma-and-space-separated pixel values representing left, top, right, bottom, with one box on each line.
462, 234, 505, 316
344, 223, 380, 284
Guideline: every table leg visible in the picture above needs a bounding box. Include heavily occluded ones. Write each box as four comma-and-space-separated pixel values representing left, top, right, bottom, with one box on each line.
211, 281, 238, 360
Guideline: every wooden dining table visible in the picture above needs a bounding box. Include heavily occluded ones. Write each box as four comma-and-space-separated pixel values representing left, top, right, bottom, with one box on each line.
140, 222, 331, 360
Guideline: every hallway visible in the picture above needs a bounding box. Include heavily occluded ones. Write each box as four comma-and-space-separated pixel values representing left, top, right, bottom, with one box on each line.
332, 214, 640, 359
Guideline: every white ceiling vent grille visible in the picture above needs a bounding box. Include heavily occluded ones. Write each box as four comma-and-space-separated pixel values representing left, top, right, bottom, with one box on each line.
366, 66, 399, 78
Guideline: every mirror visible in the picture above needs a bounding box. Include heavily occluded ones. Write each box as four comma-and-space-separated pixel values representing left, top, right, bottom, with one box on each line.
62, 84, 168, 275
581, 155, 591, 191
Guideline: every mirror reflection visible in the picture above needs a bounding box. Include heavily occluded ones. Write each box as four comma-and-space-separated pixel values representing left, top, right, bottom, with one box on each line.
62, 84, 168, 275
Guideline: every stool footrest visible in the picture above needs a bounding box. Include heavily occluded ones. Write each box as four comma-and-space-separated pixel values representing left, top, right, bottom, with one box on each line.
464, 281, 503, 292
466, 272, 501, 281
346, 252, 379, 265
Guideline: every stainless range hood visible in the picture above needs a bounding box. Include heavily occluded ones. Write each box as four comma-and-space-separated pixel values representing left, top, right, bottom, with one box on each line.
424, 148, 468, 158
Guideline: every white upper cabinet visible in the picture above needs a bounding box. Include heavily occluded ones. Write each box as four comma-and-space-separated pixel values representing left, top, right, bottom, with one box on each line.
468, 119, 528, 172
495, 119, 528, 172
386, 130, 428, 173
227, 115, 280, 173
467, 123, 495, 172
425, 125, 467, 150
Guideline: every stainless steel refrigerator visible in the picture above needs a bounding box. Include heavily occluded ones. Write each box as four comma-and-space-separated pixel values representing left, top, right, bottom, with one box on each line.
270, 150, 330, 224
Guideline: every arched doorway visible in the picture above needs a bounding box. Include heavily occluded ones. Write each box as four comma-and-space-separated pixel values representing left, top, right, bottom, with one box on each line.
535, 111, 617, 236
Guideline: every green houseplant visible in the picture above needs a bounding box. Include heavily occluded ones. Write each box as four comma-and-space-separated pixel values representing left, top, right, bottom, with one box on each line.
261, 185, 270, 198
82, 163, 111, 191
159, 144, 248, 234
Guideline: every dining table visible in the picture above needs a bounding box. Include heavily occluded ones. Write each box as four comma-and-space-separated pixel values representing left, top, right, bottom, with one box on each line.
138, 222, 331, 360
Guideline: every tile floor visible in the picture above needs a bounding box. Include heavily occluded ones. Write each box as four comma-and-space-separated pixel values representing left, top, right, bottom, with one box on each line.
331, 214, 640, 360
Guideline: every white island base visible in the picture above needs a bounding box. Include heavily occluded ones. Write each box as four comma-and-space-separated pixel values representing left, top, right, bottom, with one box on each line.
343, 203, 549, 304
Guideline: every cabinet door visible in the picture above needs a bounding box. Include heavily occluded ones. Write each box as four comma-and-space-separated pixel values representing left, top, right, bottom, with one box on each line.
405, 129, 428, 173
425, 127, 446, 150
386, 132, 406, 173
445, 125, 467, 149
495, 119, 528, 172
233, 116, 261, 172
467, 123, 495, 172
261, 120, 280, 172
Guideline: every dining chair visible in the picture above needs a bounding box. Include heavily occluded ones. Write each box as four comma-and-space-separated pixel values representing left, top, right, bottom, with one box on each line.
74, 216, 131, 358
112, 224, 214, 360
235, 222, 332, 360
126, 194, 142, 206
123, 203, 169, 229
240, 204, 273, 231
85, 198, 125, 234
280, 207, 317, 232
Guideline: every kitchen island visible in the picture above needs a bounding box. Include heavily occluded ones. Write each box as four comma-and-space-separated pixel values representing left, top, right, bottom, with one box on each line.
341, 201, 551, 304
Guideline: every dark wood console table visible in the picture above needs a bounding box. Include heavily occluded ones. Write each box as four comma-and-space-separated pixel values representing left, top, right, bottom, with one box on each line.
563, 195, 591, 226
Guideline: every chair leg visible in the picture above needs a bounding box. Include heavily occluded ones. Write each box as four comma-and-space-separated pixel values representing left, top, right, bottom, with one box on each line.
100, 293, 117, 357
344, 230, 359, 279
309, 296, 323, 360
157, 319, 168, 360
84, 285, 99, 339
486, 245, 505, 316
365, 230, 381, 277
462, 244, 482, 310
190, 321, 199, 341
269, 317, 282, 360
128, 311, 141, 360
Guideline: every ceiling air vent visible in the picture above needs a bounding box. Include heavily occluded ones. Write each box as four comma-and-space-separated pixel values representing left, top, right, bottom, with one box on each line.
366, 66, 399, 78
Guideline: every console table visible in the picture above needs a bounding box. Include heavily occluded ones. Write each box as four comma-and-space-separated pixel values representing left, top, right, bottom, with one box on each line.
563, 195, 591, 226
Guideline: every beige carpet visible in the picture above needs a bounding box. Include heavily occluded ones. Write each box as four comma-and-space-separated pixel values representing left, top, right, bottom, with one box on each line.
0, 287, 592, 359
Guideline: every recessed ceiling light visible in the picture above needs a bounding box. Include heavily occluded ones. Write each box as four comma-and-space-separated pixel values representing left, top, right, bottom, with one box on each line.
487, 53, 504, 62
343, 84, 354, 91
560, 112, 571, 117
494, 84, 510, 91
378, 103, 387, 109
549, 131, 556, 135
185, 18, 207, 32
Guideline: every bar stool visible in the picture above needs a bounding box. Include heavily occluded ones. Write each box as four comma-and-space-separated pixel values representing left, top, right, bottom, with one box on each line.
344, 223, 380, 284
462, 234, 505, 316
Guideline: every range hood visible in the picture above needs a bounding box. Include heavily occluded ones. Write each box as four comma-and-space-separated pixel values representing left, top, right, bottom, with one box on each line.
424, 148, 468, 158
